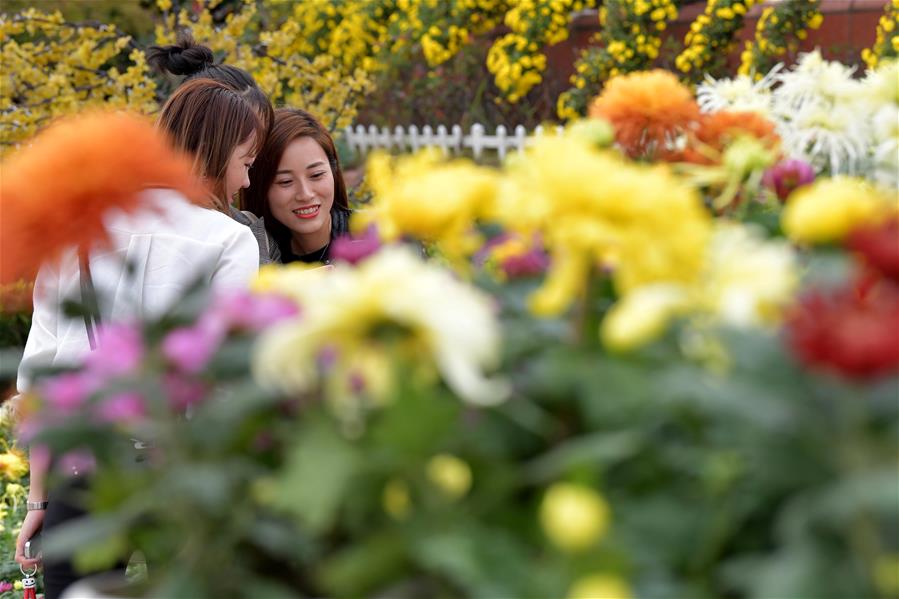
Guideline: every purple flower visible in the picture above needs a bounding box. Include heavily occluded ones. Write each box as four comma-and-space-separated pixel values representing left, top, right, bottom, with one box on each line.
85, 323, 144, 377
330, 227, 382, 265
39, 371, 101, 414
209, 290, 299, 332
0, 580, 13, 593
475, 232, 549, 279
500, 249, 550, 279
161, 325, 223, 374
163, 373, 208, 410
96, 392, 146, 425
763, 158, 815, 201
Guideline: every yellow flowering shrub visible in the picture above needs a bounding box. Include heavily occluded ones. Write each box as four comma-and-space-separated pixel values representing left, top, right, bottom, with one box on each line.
155, 0, 374, 130
862, 0, 899, 69
0, 8, 156, 153
738, 1, 823, 79
487, 0, 595, 103
558, 0, 679, 120
676, 0, 759, 82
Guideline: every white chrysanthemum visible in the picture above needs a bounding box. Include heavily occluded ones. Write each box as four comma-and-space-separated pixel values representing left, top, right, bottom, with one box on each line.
779, 103, 873, 175
251, 246, 509, 406
870, 105, 899, 189
694, 222, 798, 327
695, 69, 778, 115
773, 50, 861, 113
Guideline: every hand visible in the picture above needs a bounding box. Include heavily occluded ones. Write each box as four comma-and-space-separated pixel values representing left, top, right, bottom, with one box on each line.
14, 509, 44, 568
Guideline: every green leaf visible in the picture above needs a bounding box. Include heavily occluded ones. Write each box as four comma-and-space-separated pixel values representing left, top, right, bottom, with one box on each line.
525, 430, 643, 483
317, 531, 408, 598
274, 418, 360, 533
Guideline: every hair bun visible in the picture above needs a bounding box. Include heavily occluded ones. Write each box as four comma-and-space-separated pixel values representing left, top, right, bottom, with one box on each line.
147, 33, 214, 77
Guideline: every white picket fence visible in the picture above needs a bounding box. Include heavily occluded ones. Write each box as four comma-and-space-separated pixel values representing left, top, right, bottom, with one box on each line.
343, 122, 565, 160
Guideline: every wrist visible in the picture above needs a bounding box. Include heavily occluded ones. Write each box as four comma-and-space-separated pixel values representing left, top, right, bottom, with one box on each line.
26, 501, 48, 511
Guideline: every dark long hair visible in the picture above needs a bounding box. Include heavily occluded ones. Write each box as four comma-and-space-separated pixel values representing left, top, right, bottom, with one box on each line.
156, 78, 263, 212
243, 108, 350, 258
147, 33, 274, 135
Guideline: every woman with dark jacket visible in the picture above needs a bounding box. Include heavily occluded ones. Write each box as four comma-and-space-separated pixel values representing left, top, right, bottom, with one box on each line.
243, 108, 351, 265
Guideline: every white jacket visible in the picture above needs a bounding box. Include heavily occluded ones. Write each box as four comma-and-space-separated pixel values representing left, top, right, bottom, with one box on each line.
17, 189, 259, 391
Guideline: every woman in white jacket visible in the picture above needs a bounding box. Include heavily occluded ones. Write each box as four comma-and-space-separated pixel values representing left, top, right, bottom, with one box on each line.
14, 79, 263, 599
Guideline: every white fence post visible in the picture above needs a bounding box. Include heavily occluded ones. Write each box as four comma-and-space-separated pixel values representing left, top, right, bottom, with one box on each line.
342, 121, 563, 160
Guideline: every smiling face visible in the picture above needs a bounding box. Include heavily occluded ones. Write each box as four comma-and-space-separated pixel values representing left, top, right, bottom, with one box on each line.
267, 136, 335, 252
223, 132, 257, 201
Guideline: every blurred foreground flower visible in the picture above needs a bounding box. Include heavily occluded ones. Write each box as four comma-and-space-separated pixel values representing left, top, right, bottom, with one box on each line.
847, 218, 899, 283
495, 135, 711, 317
603, 222, 797, 351
426, 453, 472, 500
252, 246, 509, 407
0, 111, 204, 285
567, 574, 633, 599
782, 177, 894, 244
786, 275, 899, 380
355, 150, 498, 265
540, 483, 610, 553
763, 158, 816, 201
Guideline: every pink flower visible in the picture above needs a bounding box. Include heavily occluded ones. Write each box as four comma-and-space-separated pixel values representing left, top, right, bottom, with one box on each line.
330, 227, 382, 265
56, 449, 96, 477
0, 581, 13, 592
85, 323, 144, 377
161, 325, 223, 374
39, 372, 101, 414
163, 373, 208, 410
763, 158, 815, 202
96, 392, 146, 425
209, 290, 299, 332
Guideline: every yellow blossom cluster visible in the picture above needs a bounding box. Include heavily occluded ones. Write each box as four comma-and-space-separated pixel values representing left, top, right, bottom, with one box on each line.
675, 0, 758, 81
354, 149, 499, 265
0, 8, 157, 153
862, 0, 899, 69
738, 1, 823, 79
155, 0, 374, 130
498, 135, 712, 316
487, 0, 595, 103
557, 0, 678, 120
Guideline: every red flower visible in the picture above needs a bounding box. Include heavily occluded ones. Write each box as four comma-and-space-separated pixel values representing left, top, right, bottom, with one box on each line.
846, 218, 899, 283
785, 276, 899, 380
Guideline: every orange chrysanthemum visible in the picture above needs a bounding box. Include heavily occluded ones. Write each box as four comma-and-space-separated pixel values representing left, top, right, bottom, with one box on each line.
589, 70, 701, 159
675, 110, 780, 165
0, 111, 205, 285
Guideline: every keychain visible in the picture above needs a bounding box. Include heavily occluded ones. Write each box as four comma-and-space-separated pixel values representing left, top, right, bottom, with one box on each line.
19, 565, 37, 599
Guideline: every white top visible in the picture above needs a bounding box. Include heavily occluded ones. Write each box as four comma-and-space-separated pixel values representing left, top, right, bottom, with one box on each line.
16, 188, 260, 391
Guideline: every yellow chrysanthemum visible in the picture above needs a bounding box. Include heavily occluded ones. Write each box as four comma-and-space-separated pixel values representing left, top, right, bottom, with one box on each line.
252, 246, 508, 406
355, 150, 499, 265
494, 135, 712, 316
540, 483, 610, 552
782, 177, 896, 244
602, 222, 798, 351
